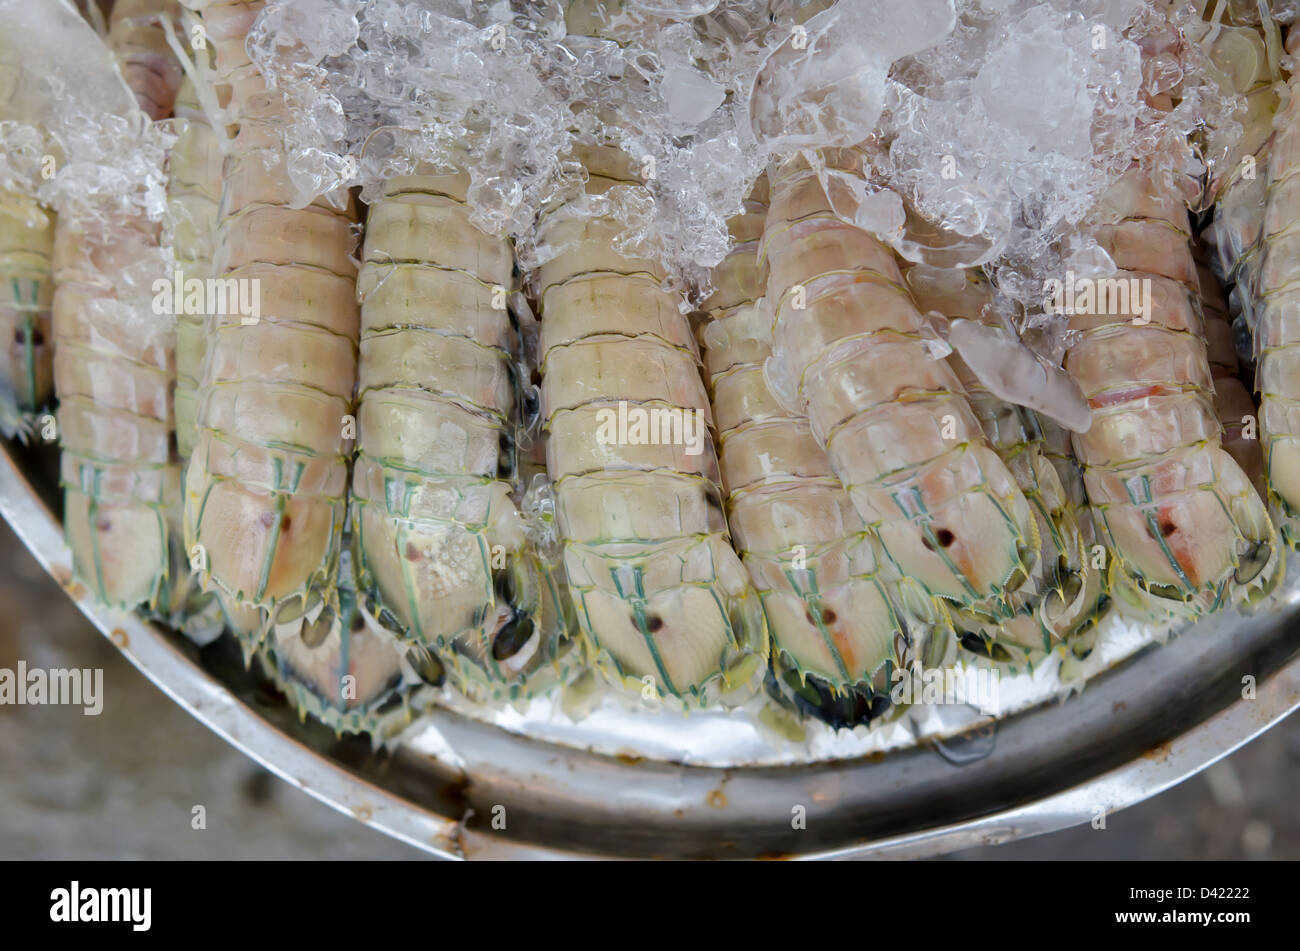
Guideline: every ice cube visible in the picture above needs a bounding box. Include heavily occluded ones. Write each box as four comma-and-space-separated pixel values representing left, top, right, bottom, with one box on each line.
949, 318, 1092, 433
750, 0, 955, 150
663, 64, 725, 125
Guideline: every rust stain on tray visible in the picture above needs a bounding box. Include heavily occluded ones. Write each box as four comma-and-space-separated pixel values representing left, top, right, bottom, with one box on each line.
109, 628, 129, 649
1141, 740, 1173, 763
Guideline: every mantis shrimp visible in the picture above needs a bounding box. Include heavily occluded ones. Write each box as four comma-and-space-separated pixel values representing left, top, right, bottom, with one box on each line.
1065, 162, 1279, 611
55, 214, 182, 612
352, 166, 573, 701
699, 176, 928, 723
161, 56, 228, 642
183, 0, 358, 648
760, 148, 1043, 634
1194, 6, 1282, 497
903, 265, 1107, 665
170, 0, 429, 735
536, 143, 767, 707
52, 0, 185, 612
1253, 25, 1300, 546
0, 3, 62, 437
0, 194, 54, 438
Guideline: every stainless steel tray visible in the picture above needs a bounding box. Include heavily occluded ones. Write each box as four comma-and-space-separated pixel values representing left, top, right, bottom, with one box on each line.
4, 437, 1299, 859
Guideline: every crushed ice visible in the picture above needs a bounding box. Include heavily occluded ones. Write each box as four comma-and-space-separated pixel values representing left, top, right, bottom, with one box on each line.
0, 0, 1272, 415
0, 0, 176, 351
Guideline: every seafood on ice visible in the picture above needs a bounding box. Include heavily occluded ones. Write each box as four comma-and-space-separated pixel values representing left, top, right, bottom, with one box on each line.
2, 0, 1298, 741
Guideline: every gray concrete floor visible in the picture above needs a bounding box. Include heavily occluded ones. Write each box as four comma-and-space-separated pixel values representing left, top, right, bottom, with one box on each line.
0, 517, 422, 860
1, 516, 1297, 860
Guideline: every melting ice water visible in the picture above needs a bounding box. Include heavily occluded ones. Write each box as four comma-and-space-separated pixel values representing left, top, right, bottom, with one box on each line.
908, 703, 999, 766
929, 719, 998, 766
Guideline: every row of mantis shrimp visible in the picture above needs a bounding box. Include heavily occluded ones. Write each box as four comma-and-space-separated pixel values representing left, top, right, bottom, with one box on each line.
0, 0, 1296, 736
